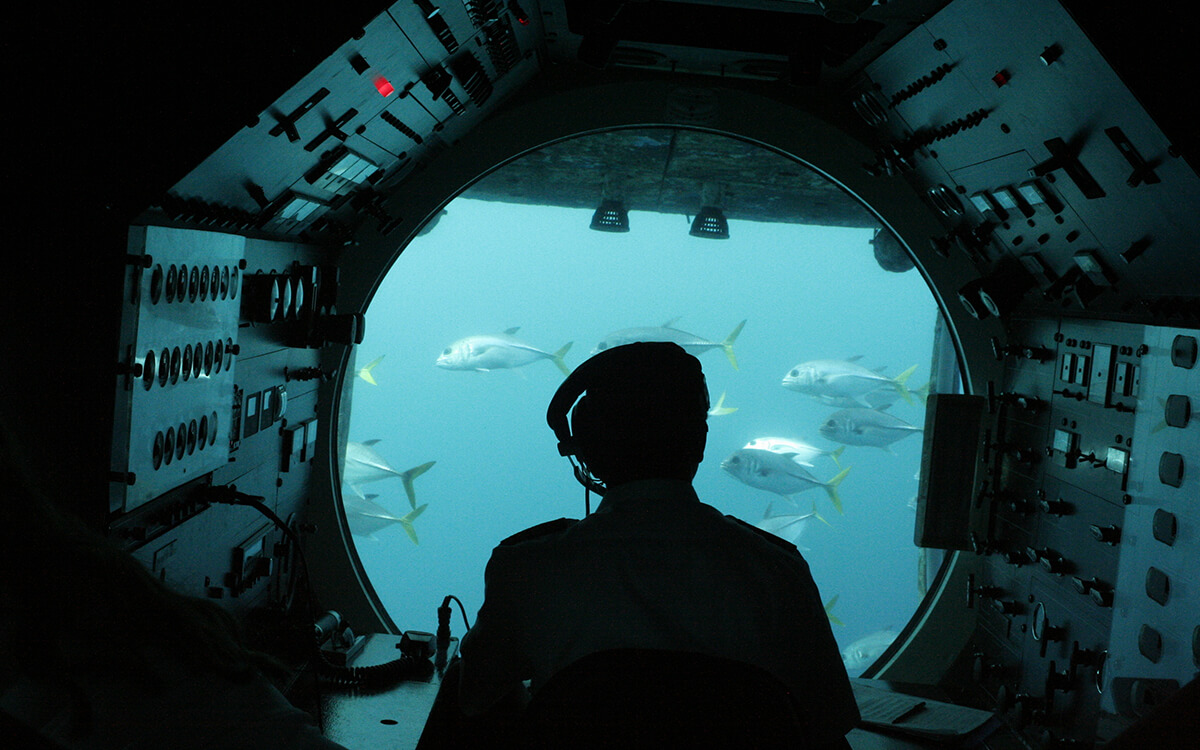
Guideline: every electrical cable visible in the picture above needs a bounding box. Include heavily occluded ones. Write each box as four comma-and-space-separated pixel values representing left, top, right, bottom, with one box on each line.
442, 595, 471, 632
203, 485, 327, 730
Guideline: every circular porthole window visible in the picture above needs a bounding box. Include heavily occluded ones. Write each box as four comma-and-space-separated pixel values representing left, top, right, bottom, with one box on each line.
337, 128, 957, 677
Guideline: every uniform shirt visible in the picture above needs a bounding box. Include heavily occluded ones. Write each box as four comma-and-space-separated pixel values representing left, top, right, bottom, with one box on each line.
458, 479, 859, 744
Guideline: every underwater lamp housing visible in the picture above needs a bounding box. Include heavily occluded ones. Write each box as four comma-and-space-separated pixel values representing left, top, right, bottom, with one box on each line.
590, 199, 630, 233
689, 206, 730, 239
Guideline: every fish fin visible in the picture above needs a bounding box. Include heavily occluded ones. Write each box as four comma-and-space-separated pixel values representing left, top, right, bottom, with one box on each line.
504, 326, 521, 335
721, 320, 746, 370
913, 380, 931, 405
398, 503, 428, 545
400, 461, 436, 510
361, 439, 382, 446
829, 445, 845, 468
552, 341, 573, 377
661, 317, 682, 329
708, 391, 737, 416
824, 465, 851, 514
825, 595, 844, 626
891, 364, 919, 405
812, 500, 832, 528
846, 355, 865, 362
357, 355, 384, 385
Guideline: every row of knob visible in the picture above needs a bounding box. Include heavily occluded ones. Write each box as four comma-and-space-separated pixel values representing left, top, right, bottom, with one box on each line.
151, 412, 221, 470
147, 262, 241, 305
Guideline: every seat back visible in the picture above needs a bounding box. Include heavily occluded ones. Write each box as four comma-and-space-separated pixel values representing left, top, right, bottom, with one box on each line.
523, 648, 810, 749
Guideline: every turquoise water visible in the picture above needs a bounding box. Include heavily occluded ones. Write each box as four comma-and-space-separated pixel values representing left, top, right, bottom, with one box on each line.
343, 171, 942, 675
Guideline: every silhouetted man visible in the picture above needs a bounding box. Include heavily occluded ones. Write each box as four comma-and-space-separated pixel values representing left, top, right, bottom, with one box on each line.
456, 342, 858, 746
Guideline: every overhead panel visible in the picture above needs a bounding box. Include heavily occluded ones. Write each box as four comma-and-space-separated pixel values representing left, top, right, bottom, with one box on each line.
857, 0, 1200, 324
164, 1, 544, 240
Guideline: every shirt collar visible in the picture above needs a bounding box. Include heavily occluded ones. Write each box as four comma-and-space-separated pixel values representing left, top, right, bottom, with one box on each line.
594, 479, 699, 513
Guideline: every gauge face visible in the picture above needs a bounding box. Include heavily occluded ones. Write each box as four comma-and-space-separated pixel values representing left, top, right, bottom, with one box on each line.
1033, 601, 1048, 641
337, 128, 958, 677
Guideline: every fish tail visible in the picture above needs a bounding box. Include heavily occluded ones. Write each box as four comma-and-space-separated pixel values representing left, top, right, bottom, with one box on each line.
913, 380, 931, 405
813, 500, 832, 528
824, 465, 851, 514
892, 364, 918, 405
829, 445, 845, 468
708, 391, 737, 416
399, 461, 436, 510
825, 595, 844, 627
721, 320, 746, 370
358, 355, 384, 385
398, 503, 428, 545
552, 341, 573, 377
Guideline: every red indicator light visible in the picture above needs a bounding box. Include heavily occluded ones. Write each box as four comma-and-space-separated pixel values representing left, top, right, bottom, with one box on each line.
374, 76, 395, 97
992, 69, 1011, 87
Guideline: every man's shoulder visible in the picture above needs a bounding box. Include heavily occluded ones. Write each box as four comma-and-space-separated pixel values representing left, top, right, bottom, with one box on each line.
497, 517, 579, 547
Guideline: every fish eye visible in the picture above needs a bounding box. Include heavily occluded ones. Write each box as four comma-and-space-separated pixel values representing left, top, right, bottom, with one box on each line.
598, 342, 607, 350
790, 369, 798, 377
730, 456, 740, 464
443, 348, 451, 355
825, 420, 836, 427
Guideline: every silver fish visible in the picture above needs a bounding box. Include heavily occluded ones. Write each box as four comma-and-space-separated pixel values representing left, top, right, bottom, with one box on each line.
437, 327, 572, 376
841, 629, 899, 673
344, 493, 427, 545
720, 447, 850, 513
742, 437, 843, 468
755, 500, 830, 550
342, 440, 435, 509
782, 357, 917, 408
819, 408, 923, 451
593, 320, 745, 369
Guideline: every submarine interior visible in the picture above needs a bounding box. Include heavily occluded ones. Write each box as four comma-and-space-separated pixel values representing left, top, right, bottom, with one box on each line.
7, 0, 1199, 747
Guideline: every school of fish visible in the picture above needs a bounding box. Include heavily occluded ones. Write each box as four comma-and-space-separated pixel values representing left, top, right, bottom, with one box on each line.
347, 323, 929, 666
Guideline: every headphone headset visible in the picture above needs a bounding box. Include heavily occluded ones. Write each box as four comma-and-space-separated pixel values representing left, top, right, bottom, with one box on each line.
546, 342, 709, 502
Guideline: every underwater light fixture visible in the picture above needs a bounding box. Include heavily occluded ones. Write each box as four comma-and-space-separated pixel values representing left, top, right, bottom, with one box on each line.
590, 199, 630, 233
689, 206, 729, 239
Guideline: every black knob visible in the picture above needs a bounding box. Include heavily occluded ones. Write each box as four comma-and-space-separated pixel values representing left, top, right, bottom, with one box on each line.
1040, 498, 1074, 516
1011, 693, 1045, 729
1070, 642, 1103, 670
1002, 548, 1028, 566
1071, 576, 1097, 595
1008, 497, 1036, 515
1090, 524, 1122, 545
1040, 553, 1073, 576
1046, 661, 1074, 695
992, 599, 1025, 615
